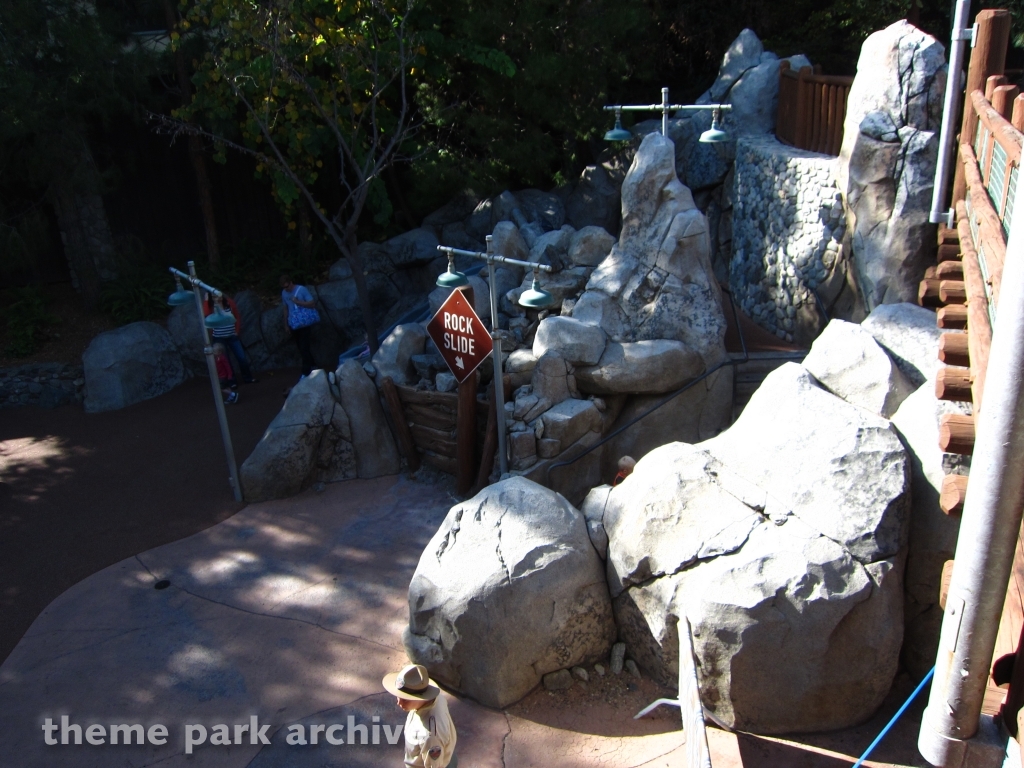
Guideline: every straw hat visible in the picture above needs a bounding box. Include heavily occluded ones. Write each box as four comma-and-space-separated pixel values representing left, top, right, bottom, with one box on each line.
382, 664, 440, 701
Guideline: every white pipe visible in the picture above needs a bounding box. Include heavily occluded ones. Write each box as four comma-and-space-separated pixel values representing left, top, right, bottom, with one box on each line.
929, 0, 973, 227
485, 237, 508, 476
918, 203, 1024, 764
186, 261, 243, 503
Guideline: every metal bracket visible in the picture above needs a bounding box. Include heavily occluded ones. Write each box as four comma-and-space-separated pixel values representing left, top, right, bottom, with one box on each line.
957, 23, 979, 46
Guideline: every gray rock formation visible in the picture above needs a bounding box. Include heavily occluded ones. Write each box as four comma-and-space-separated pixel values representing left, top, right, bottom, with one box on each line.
404, 478, 616, 708
803, 319, 914, 418
239, 371, 356, 501
861, 302, 945, 388
166, 304, 208, 376
605, 363, 909, 732
565, 165, 622, 234
891, 382, 969, 678
580, 485, 611, 559
575, 340, 704, 395
568, 226, 616, 267
335, 359, 401, 478
574, 132, 727, 372
706, 363, 909, 563
533, 316, 607, 366
83, 322, 187, 413
371, 323, 427, 386
837, 21, 946, 310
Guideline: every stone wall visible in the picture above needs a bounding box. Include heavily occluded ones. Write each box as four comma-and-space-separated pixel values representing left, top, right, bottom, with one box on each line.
729, 136, 847, 346
0, 362, 85, 409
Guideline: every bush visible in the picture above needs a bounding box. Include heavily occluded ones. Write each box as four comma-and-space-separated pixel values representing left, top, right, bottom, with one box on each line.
3, 285, 58, 357
98, 261, 172, 326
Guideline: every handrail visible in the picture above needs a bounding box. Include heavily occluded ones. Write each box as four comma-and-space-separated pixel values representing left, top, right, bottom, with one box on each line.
973, 89, 1023, 166
544, 288, 753, 485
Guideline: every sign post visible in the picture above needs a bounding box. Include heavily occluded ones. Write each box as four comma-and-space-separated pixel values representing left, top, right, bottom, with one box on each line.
427, 287, 493, 494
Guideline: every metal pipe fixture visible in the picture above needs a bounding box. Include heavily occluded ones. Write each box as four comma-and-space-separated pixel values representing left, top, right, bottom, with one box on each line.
929, 0, 976, 227
917, 206, 1024, 766
168, 263, 242, 502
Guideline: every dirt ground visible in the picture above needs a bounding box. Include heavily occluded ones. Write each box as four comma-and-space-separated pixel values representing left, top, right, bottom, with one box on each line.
0, 369, 299, 664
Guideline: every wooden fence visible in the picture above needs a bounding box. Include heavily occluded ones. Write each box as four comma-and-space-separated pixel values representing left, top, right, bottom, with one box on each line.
776, 62, 853, 156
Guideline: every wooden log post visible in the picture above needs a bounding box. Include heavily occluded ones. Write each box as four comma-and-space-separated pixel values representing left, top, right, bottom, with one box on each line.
956, 203, 994, 409
939, 413, 976, 455
993, 84, 1021, 121
936, 260, 964, 280
950, 9, 1013, 206
986, 74, 1009, 101
939, 280, 968, 304
938, 304, 969, 329
936, 365, 973, 402
381, 377, 421, 472
453, 283, 479, 495
940, 474, 969, 516
940, 559, 956, 610
937, 242, 963, 262
919, 277, 942, 307
1012, 94, 1024, 132
794, 67, 811, 150
939, 332, 970, 367
471, 381, 498, 496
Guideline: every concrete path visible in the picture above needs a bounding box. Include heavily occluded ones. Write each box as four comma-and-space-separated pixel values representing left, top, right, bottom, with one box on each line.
0, 474, 928, 767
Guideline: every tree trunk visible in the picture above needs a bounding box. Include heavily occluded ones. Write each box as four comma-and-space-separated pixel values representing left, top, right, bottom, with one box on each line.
49, 142, 118, 309
163, 0, 220, 268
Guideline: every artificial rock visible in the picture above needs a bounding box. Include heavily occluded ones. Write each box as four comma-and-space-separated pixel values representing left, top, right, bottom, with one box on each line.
83, 322, 187, 413
404, 478, 616, 708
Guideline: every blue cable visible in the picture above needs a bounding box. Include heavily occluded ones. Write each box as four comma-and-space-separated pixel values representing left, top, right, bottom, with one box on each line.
852, 666, 935, 768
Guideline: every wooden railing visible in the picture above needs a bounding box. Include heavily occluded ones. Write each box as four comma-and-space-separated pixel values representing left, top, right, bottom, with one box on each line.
776, 62, 853, 156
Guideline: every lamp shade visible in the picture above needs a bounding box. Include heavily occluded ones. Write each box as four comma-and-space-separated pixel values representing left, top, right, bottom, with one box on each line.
604, 108, 632, 142
436, 267, 469, 289
204, 308, 235, 329
699, 125, 730, 143
168, 289, 193, 307
518, 277, 554, 309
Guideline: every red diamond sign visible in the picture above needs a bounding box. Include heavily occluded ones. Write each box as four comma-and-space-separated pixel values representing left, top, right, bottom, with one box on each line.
426, 288, 493, 384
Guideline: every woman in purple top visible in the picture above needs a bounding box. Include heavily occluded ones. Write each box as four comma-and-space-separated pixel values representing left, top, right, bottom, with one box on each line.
280, 274, 318, 377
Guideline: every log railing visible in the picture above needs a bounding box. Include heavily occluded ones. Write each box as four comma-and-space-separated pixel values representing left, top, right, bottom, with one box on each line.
776, 62, 853, 156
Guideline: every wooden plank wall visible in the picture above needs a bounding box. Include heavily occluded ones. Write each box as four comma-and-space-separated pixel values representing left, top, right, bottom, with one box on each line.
776, 63, 853, 156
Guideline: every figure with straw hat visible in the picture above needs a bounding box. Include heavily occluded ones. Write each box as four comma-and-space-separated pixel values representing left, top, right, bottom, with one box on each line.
383, 663, 457, 767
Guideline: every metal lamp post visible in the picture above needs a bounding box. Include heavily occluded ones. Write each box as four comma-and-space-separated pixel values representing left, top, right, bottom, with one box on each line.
603, 87, 734, 143
168, 261, 243, 502
436, 240, 554, 475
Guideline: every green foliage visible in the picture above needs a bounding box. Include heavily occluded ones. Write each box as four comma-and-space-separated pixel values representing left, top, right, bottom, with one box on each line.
98, 262, 173, 326
408, 0, 649, 196
2, 286, 58, 358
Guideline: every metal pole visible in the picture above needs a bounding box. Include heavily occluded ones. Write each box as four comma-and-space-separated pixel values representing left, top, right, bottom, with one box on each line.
918, 212, 1024, 765
187, 261, 243, 502
662, 87, 669, 136
485, 236, 509, 476
929, 0, 974, 227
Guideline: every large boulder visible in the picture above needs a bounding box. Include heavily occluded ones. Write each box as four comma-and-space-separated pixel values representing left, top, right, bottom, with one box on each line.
861, 302, 945, 388
802, 319, 913, 418
165, 304, 207, 376
837, 21, 946, 310
83, 322, 187, 413
575, 340, 704, 395
335, 359, 401, 478
706, 363, 909, 563
891, 383, 969, 678
404, 478, 616, 708
259, 306, 302, 370
371, 323, 427, 386
239, 371, 355, 501
568, 226, 616, 267
605, 362, 910, 732
533, 316, 607, 366
565, 165, 621, 234
383, 227, 440, 269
